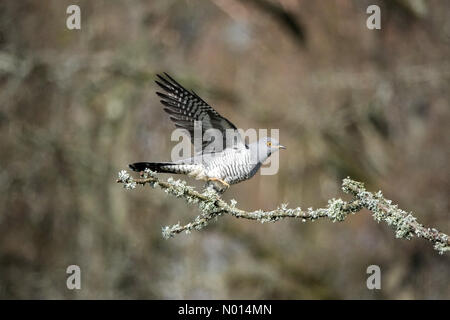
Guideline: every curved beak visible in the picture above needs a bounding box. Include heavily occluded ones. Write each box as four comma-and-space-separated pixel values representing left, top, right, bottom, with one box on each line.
278, 145, 286, 150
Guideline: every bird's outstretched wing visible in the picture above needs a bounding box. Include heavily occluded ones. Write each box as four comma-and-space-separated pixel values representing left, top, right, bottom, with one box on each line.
155, 73, 247, 153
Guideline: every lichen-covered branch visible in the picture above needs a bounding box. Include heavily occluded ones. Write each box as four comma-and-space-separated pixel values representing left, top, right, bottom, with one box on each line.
116, 170, 449, 255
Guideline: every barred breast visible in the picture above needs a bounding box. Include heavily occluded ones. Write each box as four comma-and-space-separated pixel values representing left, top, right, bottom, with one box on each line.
205, 149, 261, 185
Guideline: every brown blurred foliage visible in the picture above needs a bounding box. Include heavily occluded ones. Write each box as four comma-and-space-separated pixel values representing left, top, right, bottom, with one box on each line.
0, 0, 449, 299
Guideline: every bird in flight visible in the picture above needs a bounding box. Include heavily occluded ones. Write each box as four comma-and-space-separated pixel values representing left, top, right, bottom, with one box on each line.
129, 73, 285, 193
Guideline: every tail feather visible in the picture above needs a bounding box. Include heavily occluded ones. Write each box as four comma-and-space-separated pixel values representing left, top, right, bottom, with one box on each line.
129, 162, 179, 174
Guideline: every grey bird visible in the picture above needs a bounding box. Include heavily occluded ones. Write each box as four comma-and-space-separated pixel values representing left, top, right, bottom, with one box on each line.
129, 73, 286, 193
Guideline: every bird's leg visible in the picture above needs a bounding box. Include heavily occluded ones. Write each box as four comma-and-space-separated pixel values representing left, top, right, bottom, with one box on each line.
208, 177, 230, 189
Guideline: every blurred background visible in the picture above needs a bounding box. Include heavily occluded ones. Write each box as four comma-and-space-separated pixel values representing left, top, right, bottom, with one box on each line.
0, 0, 449, 299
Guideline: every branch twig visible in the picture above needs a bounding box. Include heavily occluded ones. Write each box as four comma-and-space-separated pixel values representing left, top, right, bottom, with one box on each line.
116, 170, 449, 255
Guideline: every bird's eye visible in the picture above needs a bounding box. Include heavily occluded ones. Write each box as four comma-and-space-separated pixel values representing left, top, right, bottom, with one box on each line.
267, 141, 272, 147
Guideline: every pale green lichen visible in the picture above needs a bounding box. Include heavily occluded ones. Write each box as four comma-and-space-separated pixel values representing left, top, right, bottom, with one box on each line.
118, 170, 449, 254
118, 170, 137, 190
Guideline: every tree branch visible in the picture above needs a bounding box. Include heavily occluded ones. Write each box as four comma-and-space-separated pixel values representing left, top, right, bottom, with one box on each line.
116, 170, 449, 255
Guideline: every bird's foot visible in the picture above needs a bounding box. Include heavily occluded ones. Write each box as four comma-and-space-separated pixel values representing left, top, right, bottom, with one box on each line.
208, 177, 230, 189
208, 178, 230, 188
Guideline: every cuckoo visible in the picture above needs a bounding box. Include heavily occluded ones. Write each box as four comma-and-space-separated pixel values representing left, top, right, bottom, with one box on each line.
129, 73, 286, 193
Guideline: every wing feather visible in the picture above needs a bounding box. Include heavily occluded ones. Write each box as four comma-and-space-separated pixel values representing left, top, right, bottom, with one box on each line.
155, 73, 247, 152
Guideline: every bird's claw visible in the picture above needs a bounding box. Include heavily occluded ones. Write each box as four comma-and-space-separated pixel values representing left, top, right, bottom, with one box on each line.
208, 177, 230, 189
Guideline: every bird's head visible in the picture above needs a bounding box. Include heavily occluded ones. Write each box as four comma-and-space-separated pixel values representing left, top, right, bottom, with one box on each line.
253, 137, 286, 161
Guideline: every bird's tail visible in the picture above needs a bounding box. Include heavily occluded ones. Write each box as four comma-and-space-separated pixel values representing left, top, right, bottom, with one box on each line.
128, 162, 192, 175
